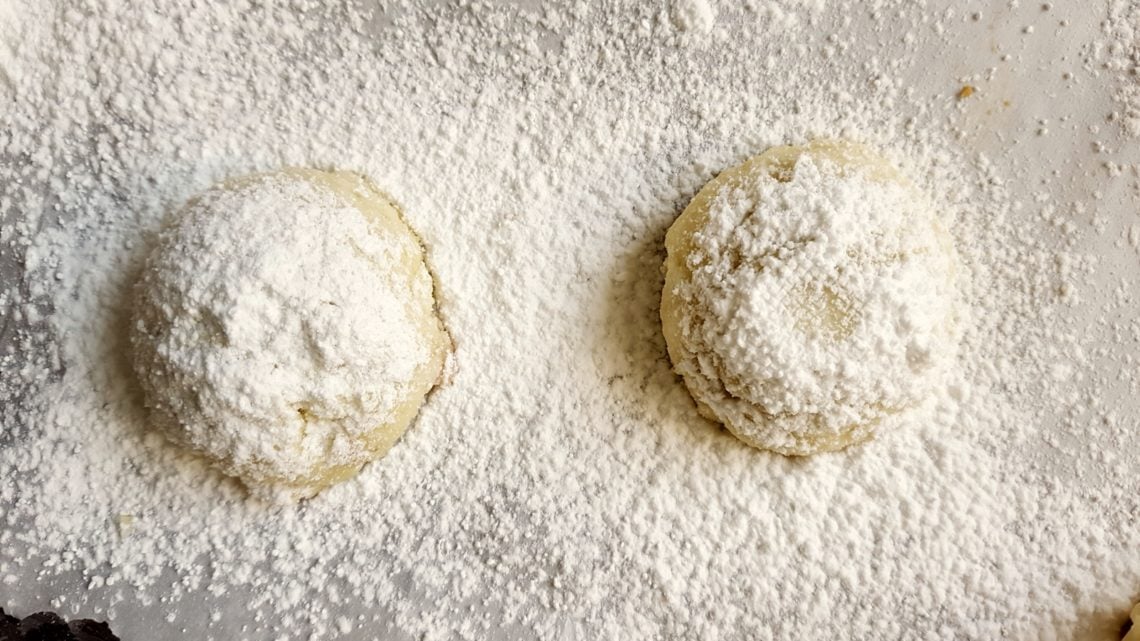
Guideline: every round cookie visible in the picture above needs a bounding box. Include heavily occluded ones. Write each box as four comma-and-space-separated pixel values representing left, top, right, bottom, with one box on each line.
130, 168, 450, 501
661, 140, 959, 455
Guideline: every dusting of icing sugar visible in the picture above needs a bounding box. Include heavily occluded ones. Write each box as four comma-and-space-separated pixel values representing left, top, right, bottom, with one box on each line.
670, 0, 717, 34
129, 171, 434, 502
669, 149, 958, 453
1099, 0, 1140, 138
0, 0, 1137, 640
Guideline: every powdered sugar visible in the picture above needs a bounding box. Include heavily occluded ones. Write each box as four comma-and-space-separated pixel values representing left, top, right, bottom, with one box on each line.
665, 145, 958, 453
0, 1, 1137, 640
129, 170, 444, 502
1098, 0, 1140, 137
670, 0, 716, 34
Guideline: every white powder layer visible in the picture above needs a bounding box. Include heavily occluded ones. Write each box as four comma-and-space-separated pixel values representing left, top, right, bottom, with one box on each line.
1096, 0, 1140, 138
671, 151, 957, 452
670, 0, 717, 34
130, 172, 431, 502
0, 1, 1138, 640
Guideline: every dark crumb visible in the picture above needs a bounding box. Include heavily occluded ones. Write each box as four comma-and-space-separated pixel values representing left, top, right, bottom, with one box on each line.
1, 609, 20, 639
0, 609, 119, 641
66, 619, 118, 641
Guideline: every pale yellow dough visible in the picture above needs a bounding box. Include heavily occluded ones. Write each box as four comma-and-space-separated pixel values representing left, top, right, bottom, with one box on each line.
661, 140, 958, 455
131, 168, 450, 501
273, 169, 451, 496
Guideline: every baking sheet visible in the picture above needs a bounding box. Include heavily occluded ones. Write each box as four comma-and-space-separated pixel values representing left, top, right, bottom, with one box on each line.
1, 1, 1138, 639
